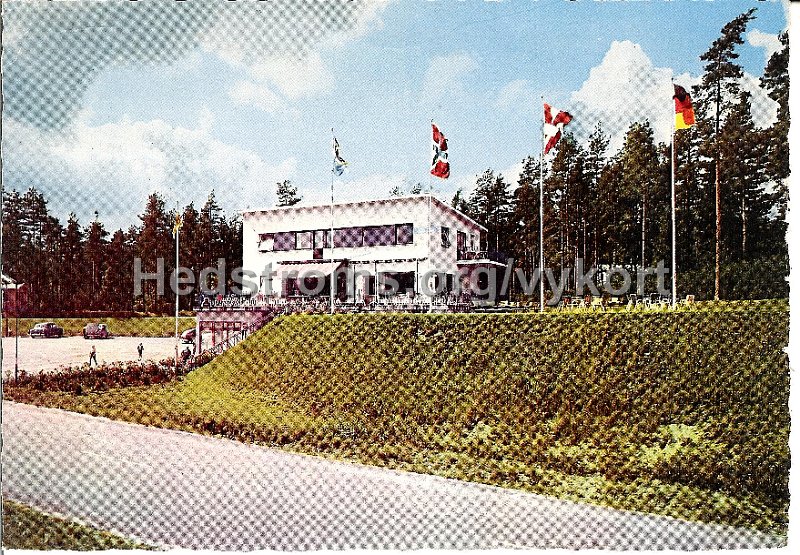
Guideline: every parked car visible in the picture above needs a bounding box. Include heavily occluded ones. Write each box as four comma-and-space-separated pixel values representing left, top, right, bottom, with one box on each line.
28, 322, 64, 338
180, 328, 196, 344
83, 323, 111, 339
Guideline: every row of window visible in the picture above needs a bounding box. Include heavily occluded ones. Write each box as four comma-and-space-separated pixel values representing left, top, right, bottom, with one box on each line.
441, 227, 479, 251
259, 224, 414, 252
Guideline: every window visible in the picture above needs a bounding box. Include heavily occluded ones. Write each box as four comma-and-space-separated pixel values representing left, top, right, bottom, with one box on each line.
274, 232, 295, 251
296, 231, 312, 250
441, 226, 451, 248
396, 223, 413, 245
258, 233, 275, 251
457, 231, 467, 250
314, 230, 328, 249
364, 225, 396, 247
334, 227, 363, 248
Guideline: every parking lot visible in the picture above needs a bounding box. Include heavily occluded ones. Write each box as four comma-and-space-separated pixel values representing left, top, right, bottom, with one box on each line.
1, 336, 187, 377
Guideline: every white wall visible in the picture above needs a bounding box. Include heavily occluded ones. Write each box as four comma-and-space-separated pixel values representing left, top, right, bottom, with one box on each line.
241, 195, 485, 298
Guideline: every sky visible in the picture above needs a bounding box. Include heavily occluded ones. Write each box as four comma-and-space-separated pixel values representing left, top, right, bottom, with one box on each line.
1, 0, 789, 231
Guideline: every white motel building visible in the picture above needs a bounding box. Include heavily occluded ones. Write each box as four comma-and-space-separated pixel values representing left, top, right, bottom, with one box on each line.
241, 194, 507, 304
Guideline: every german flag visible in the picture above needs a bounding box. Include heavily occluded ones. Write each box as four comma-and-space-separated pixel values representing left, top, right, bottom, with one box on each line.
673, 84, 695, 130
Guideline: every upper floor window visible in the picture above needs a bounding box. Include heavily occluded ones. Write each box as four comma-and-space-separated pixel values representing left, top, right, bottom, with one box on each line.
457, 231, 467, 250
396, 223, 414, 245
334, 227, 363, 248
274, 232, 295, 251
295, 231, 313, 250
258, 233, 275, 251
441, 226, 451, 248
364, 225, 396, 247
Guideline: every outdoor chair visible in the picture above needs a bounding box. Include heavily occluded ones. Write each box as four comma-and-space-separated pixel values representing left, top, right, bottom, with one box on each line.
590, 296, 605, 311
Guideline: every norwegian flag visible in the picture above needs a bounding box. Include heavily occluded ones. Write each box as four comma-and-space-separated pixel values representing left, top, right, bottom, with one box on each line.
543, 103, 573, 155
430, 122, 450, 179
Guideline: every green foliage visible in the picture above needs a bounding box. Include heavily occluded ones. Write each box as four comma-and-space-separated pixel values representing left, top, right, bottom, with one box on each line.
11, 303, 789, 534
2, 500, 150, 550
276, 179, 302, 207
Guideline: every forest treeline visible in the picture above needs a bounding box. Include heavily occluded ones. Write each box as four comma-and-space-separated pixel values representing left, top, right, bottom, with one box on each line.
1, 10, 788, 315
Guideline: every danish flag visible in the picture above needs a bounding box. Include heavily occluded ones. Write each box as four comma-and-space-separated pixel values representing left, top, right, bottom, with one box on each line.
430, 122, 450, 179
543, 103, 573, 155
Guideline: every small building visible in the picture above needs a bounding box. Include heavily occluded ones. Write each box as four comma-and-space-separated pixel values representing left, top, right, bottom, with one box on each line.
241, 194, 506, 303
1, 274, 29, 336
1, 274, 28, 316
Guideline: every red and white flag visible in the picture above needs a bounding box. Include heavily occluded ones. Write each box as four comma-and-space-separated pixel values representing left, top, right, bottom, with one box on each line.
543, 103, 573, 155
431, 122, 450, 179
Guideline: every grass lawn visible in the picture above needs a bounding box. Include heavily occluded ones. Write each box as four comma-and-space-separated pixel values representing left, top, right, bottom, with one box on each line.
2, 499, 151, 550
4, 316, 196, 337
6, 302, 789, 537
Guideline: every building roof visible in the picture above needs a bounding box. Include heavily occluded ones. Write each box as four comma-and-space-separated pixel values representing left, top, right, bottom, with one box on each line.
1, 274, 24, 289
241, 194, 486, 232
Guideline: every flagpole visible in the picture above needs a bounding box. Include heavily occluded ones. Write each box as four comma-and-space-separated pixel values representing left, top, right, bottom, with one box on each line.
671, 117, 677, 308
174, 201, 180, 371
330, 129, 335, 315
539, 97, 545, 313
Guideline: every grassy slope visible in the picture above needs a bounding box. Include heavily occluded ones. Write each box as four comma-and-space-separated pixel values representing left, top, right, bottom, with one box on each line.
2, 499, 150, 550
2, 317, 196, 337
9, 302, 789, 535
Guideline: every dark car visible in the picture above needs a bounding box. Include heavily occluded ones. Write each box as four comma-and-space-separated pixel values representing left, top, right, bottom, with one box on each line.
83, 323, 111, 339
28, 322, 64, 338
180, 328, 196, 344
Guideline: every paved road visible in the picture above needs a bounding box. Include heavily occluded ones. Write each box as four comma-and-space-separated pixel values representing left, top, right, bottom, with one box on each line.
1, 402, 785, 550
0, 336, 191, 376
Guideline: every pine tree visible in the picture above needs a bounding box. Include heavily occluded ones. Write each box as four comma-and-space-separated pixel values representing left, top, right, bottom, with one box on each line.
468, 169, 512, 254
760, 31, 789, 221
100, 229, 134, 312
696, 7, 757, 299
62, 214, 86, 311
618, 122, 660, 277
84, 213, 108, 310
137, 193, 172, 312
276, 180, 302, 207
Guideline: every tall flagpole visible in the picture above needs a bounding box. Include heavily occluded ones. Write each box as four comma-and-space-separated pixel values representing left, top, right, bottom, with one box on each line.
671, 114, 677, 308
539, 97, 545, 312
330, 129, 335, 315
174, 201, 180, 371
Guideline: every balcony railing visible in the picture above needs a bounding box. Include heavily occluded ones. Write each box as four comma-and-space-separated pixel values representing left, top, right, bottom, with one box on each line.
456, 249, 507, 264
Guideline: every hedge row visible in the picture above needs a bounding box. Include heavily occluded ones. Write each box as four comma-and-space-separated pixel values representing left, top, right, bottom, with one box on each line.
1, 317, 196, 337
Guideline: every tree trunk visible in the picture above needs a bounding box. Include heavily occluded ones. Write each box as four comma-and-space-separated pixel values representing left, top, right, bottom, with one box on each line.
715, 61, 722, 301
741, 193, 747, 258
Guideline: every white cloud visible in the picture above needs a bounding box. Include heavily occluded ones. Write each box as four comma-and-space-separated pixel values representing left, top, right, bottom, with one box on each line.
499, 161, 525, 189
201, 2, 389, 106
495, 79, 536, 111
228, 80, 287, 113
248, 52, 334, 100
740, 73, 779, 129
570, 40, 777, 152
2, 115, 296, 229
570, 40, 676, 151
421, 52, 479, 106
748, 29, 782, 66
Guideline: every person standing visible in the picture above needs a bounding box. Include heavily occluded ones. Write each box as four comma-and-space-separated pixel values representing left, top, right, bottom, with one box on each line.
89, 345, 98, 367
137, 342, 144, 361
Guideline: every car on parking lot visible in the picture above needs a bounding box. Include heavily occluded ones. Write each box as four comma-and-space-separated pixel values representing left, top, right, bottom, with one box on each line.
83, 323, 112, 339
180, 328, 196, 344
28, 322, 64, 338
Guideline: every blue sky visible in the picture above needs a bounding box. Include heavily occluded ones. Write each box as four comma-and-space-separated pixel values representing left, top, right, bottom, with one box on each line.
2, 0, 788, 230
